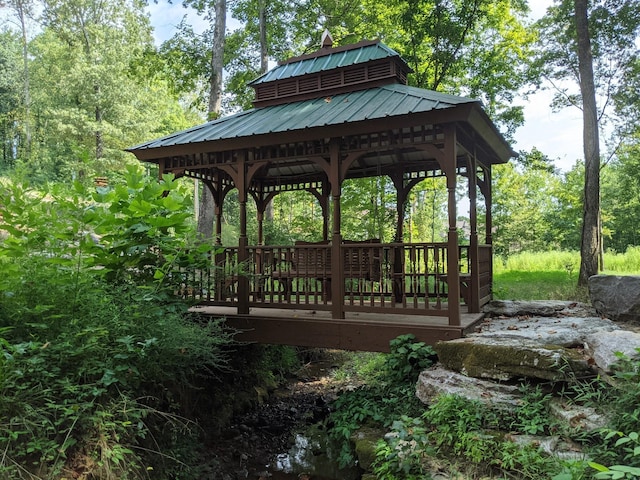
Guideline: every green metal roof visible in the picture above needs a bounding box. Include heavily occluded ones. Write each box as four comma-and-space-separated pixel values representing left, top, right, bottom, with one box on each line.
249, 41, 408, 86
129, 84, 478, 152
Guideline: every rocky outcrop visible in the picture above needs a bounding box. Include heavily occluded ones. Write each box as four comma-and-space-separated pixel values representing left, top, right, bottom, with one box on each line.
416, 366, 522, 410
435, 314, 619, 381
483, 300, 593, 318
589, 275, 640, 323
548, 399, 609, 432
472, 315, 618, 347
585, 329, 640, 372
435, 336, 592, 382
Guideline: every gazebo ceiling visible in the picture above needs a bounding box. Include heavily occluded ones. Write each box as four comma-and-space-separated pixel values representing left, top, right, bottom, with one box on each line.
127, 39, 516, 187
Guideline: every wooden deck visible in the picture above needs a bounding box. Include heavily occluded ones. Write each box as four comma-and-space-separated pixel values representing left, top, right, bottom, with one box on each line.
192, 305, 485, 352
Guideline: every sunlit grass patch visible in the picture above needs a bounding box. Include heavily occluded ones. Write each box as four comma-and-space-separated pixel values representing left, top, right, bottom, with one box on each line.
493, 270, 587, 301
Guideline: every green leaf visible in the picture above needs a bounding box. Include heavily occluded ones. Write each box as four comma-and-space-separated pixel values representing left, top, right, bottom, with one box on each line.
589, 461, 610, 472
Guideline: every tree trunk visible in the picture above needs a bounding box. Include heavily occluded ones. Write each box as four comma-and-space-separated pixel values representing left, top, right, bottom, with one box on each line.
259, 0, 275, 226
207, 0, 226, 120
198, 0, 226, 239
16, 0, 31, 154
574, 0, 600, 286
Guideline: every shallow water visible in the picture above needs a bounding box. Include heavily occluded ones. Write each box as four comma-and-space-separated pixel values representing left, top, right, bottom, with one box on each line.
266, 424, 361, 480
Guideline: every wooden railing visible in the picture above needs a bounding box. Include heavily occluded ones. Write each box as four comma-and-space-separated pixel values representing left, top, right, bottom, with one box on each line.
176, 242, 492, 315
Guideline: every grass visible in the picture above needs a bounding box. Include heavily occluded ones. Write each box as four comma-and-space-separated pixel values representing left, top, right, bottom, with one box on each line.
493, 270, 587, 301
492, 248, 640, 301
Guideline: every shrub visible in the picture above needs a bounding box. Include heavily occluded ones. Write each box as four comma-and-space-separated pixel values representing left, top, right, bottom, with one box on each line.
0, 170, 233, 479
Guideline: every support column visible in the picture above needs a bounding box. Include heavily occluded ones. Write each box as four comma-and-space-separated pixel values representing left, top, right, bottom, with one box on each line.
467, 154, 480, 312
236, 153, 250, 315
444, 125, 461, 326
391, 172, 407, 304
329, 140, 344, 319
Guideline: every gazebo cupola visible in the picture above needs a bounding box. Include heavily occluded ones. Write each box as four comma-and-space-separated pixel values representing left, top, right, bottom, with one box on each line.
249, 31, 412, 107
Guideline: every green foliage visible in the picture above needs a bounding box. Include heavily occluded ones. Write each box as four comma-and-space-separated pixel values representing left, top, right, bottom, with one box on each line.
0, 171, 232, 478
385, 334, 437, 384
511, 385, 554, 435
373, 415, 434, 480
590, 431, 640, 479
327, 335, 434, 468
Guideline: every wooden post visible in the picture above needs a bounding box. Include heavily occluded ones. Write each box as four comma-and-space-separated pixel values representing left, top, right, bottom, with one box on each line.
329, 140, 344, 319
237, 153, 250, 315
391, 171, 406, 304
467, 154, 480, 313
444, 124, 461, 326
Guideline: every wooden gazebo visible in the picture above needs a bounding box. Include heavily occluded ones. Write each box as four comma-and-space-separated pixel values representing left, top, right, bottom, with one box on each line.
127, 34, 515, 351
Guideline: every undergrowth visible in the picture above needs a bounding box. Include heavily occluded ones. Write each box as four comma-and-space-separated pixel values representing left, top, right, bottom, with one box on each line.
0, 169, 234, 479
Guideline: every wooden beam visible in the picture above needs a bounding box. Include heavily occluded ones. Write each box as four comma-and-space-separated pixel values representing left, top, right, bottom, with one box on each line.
224, 316, 466, 352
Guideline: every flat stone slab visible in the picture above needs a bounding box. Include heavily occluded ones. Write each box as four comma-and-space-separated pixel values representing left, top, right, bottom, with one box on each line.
472, 315, 619, 348
416, 365, 522, 410
483, 300, 596, 318
549, 398, 609, 432
589, 275, 640, 323
435, 336, 593, 381
585, 329, 640, 372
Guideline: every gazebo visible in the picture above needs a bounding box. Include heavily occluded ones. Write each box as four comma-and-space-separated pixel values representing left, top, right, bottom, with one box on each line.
127, 33, 515, 351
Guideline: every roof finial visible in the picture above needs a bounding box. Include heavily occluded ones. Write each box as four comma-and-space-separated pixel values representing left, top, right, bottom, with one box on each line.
321, 29, 334, 49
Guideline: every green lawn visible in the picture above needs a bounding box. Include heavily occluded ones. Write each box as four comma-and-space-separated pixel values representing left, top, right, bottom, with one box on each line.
493, 270, 588, 301
492, 249, 640, 301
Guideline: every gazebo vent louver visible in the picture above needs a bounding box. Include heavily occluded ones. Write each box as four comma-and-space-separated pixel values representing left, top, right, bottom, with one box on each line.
249, 32, 412, 108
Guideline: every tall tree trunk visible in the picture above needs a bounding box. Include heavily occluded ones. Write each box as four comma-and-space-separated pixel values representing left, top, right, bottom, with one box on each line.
259, 0, 275, 227
207, 0, 226, 119
574, 0, 600, 286
16, 0, 31, 154
198, 0, 226, 239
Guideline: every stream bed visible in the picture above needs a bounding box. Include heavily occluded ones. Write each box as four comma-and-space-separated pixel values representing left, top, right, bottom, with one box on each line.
268, 424, 361, 480
207, 357, 365, 479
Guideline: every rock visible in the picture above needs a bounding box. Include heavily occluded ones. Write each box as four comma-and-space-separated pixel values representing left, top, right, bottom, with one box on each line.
351, 427, 385, 471
435, 337, 593, 382
483, 300, 585, 318
472, 315, 619, 347
504, 434, 586, 462
416, 365, 522, 410
589, 275, 640, 322
549, 398, 609, 432
584, 329, 640, 372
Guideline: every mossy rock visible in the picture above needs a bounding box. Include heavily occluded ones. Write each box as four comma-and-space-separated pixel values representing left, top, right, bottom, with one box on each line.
351, 427, 385, 472
435, 337, 593, 382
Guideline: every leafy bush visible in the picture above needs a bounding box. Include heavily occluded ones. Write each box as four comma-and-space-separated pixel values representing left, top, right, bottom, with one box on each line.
373, 415, 434, 480
327, 335, 436, 468
0, 170, 232, 479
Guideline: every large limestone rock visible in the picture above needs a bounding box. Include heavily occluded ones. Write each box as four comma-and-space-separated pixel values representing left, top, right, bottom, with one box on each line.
584, 329, 640, 372
589, 275, 640, 323
435, 337, 593, 382
416, 365, 522, 410
548, 399, 609, 433
473, 315, 619, 347
483, 300, 593, 318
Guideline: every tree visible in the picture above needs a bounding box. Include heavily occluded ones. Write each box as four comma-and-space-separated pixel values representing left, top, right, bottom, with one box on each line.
536, 0, 640, 284
492, 148, 561, 257
0, 30, 23, 170
18, 0, 194, 183
349, 0, 536, 137
574, 0, 600, 285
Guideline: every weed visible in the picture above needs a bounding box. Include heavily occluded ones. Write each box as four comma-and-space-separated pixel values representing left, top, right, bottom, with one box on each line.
372, 415, 434, 480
